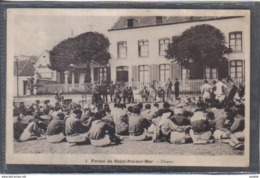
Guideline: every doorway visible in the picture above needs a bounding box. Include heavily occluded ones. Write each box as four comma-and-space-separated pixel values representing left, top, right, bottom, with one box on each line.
116, 66, 129, 82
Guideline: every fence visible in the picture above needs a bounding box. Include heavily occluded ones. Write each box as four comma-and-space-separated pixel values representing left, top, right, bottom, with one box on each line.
36, 78, 244, 95
36, 83, 93, 95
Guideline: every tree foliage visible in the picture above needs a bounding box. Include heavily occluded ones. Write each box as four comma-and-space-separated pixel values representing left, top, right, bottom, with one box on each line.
49, 32, 111, 72
165, 24, 231, 70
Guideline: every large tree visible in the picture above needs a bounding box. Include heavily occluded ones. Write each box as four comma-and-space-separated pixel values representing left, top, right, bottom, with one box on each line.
49, 32, 111, 82
165, 24, 231, 79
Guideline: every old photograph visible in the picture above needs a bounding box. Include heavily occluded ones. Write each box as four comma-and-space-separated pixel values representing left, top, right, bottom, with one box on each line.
6, 9, 250, 167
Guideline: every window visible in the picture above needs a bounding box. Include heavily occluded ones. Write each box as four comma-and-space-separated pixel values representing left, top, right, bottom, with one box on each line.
60, 71, 65, 84
156, 16, 163, 24
182, 68, 190, 80
41, 72, 53, 79
159, 38, 170, 56
117, 41, 127, 58
74, 68, 87, 84
116, 66, 129, 82
159, 64, 170, 81
138, 40, 149, 57
205, 67, 217, 79
74, 70, 79, 84
138, 65, 149, 82
99, 67, 107, 82
127, 18, 137, 28
230, 60, 243, 79
94, 67, 108, 82
229, 32, 242, 52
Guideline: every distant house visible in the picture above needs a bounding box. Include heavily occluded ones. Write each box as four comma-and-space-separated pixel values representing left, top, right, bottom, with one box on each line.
108, 16, 246, 85
13, 58, 35, 96
34, 50, 61, 84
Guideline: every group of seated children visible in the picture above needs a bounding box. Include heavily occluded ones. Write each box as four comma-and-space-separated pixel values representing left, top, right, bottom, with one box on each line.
13, 94, 245, 150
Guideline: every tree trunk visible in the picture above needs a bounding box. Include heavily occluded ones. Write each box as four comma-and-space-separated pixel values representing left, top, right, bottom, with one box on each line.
190, 62, 203, 79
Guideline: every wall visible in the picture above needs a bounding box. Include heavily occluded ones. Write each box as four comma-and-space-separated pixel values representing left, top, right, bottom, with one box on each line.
13, 76, 30, 97
34, 51, 58, 82
108, 17, 246, 82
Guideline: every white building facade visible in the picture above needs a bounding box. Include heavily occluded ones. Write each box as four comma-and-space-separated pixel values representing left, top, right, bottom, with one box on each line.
108, 16, 246, 86
34, 50, 61, 83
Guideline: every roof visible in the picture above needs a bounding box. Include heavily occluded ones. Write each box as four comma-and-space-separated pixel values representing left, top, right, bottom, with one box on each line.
109, 16, 243, 31
34, 50, 50, 68
14, 59, 35, 76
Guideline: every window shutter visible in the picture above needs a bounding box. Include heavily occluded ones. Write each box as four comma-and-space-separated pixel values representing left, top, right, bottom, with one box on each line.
94, 68, 99, 81
150, 64, 159, 81
107, 67, 111, 82
132, 65, 138, 82
171, 63, 181, 80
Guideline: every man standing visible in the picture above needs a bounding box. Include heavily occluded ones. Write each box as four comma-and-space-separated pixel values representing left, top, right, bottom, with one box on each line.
127, 87, 134, 103
214, 79, 227, 105
157, 87, 165, 102
92, 82, 101, 106
114, 85, 122, 104
174, 78, 180, 100
122, 87, 128, 104
101, 81, 108, 103
108, 81, 115, 103
166, 78, 172, 99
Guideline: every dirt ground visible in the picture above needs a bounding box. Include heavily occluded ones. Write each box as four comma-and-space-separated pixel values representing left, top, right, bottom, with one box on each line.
13, 94, 244, 156
13, 136, 244, 156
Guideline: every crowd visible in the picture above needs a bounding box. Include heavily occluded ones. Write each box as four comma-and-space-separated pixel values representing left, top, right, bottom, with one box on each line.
13, 77, 245, 150
91, 78, 180, 105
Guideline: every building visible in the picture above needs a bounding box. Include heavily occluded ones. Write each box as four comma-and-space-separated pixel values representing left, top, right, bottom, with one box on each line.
34, 50, 61, 84
31, 16, 247, 94
13, 58, 35, 96
108, 16, 246, 87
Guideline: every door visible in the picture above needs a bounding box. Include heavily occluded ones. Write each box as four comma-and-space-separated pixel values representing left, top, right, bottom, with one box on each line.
116, 66, 128, 82
23, 81, 28, 95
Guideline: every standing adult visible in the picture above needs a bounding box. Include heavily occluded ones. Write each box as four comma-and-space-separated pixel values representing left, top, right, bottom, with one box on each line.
174, 78, 180, 100
200, 80, 211, 104
122, 87, 128, 104
210, 80, 217, 104
114, 85, 122, 104
214, 79, 227, 105
92, 82, 100, 106
157, 87, 165, 102
141, 86, 149, 103
127, 87, 134, 103
166, 78, 173, 99
225, 77, 238, 104
108, 81, 115, 103
101, 81, 108, 103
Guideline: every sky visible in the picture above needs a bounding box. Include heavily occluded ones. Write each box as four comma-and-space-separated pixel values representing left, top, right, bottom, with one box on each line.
14, 15, 118, 56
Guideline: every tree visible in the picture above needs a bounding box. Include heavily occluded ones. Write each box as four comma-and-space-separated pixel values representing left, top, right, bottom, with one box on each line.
49, 32, 111, 82
165, 24, 231, 79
